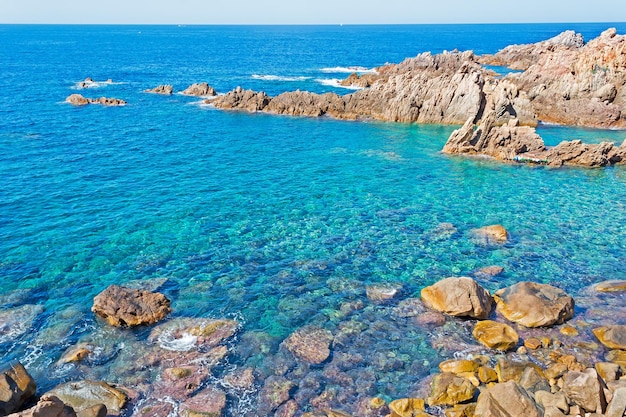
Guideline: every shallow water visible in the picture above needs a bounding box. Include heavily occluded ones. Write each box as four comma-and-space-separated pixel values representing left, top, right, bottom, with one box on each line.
2, 23, 626, 414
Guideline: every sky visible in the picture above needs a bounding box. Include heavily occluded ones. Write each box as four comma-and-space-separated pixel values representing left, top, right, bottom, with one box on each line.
1, 0, 626, 24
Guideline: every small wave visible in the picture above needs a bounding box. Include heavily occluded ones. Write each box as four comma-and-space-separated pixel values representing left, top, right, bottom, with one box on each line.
320, 66, 377, 74
157, 331, 198, 351
73, 79, 123, 89
251, 74, 311, 82
315, 78, 364, 90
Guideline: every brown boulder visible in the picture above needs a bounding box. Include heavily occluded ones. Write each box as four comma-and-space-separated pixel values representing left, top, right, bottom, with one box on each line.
257, 376, 296, 414
366, 283, 402, 302
91, 285, 171, 327
606, 387, 626, 417
472, 320, 519, 351
562, 368, 607, 414
421, 277, 493, 319
594, 280, 626, 292
474, 380, 542, 417
283, 326, 333, 364
6, 395, 78, 417
427, 372, 477, 406
494, 282, 574, 327
593, 325, 626, 350
388, 398, 426, 417
0, 363, 37, 415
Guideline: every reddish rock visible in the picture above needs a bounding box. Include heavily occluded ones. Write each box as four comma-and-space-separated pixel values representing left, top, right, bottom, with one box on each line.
283, 326, 333, 364
258, 376, 296, 414
66, 94, 90, 106
182, 82, 217, 96
6, 395, 78, 417
91, 285, 171, 327
145, 85, 173, 95
179, 386, 226, 417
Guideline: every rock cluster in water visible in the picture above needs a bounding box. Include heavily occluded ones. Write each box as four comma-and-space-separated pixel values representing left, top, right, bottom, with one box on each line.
207, 28, 626, 168
65, 94, 127, 107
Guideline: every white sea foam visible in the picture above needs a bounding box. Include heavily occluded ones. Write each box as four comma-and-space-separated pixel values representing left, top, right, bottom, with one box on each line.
315, 78, 364, 90
320, 66, 377, 74
73, 79, 123, 89
157, 331, 198, 351
251, 74, 311, 82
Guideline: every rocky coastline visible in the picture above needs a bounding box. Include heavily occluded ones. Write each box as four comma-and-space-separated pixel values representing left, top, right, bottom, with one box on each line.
3, 224, 626, 417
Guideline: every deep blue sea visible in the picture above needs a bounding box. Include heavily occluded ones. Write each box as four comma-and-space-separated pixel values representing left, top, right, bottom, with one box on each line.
2, 23, 626, 415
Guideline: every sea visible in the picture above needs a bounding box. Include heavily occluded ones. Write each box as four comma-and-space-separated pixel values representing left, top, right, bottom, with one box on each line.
1, 23, 626, 415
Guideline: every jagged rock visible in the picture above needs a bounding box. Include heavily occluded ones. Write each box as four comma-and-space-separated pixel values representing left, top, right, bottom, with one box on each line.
223, 367, 255, 390
596, 362, 621, 382
212, 87, 271, 112
388, 398, 426, 417
420, 276, 493, 319
283, 326, 333, 364
145, 85, 173, 95
181, 82, 217, 96
46, 381, 127, 416
0, 363, 37, 415
474, 380, 542, 417
472, 320, 519, 351
58, 343, 93, 364
427, 372, 477, 406
339, 72, 379, 88
593, 325, 626, 350
65, 94, 126, 106
494, 282, 574, 327
439, 359, 480, 375
257, 376, 296, 414
535, 391, 569, 414
91, 285, 171, 327
519, 366, 550, 394
179, 386, 226, 416
562, 368, 607, 414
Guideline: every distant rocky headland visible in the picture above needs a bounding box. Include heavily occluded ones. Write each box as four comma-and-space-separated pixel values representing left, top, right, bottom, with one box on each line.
66, 28, 626, 167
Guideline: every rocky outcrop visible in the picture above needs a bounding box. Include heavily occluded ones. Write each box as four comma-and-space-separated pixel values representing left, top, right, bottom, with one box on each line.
339, 72, 379, 88
0, 363, 37, 415
494, 282, 574, 328
6, 395, 79, 417
474, 381, 543, 417
181, 82, 217, 96
420, 276, 493, 319
65, 94, 126, 106
91, 285, 171, 327
145, 85, 173, 95
483, 28, 626, 129
427, 372, 477, 406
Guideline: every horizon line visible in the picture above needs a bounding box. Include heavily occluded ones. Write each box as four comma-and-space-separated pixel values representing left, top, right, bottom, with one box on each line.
1, 21, 625, 26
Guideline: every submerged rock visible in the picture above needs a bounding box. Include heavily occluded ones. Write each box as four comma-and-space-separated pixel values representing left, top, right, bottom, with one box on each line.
366, 283, 402, 302
594, 280, 626, 293
179, 386, 226, 416
0, 304, 44, 344
494, 282, 574, 327
91, 285, 171, 327
258, 376, 296, 414
420, 276, 493, 319
283, 326, 333, 364
470, 224, 510, 244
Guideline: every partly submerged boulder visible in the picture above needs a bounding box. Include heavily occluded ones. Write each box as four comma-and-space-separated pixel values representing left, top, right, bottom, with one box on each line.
145, 85, 173, 95
494, 282, 574, 327
420, 276, 493, 319
593, 325, 626, 350
472, 320, 519, 351
91, 285, 171, 327
181, 82, 217, 96
46, 380, 126, 416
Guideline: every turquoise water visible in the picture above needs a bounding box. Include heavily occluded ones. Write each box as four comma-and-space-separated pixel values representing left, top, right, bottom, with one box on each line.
2, 24, 626, 414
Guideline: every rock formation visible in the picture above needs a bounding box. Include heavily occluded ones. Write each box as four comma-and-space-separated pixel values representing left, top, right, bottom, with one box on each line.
66, 94, 126, 106
145, 85, 173, 95
181, 82, 217, 96
91, 285, 171, 327
282, 326, 333, 364
0, 363, 36, 415
46, 381, 126, 416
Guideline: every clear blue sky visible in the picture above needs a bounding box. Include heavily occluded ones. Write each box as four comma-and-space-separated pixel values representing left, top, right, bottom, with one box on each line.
1, 0, 625, 24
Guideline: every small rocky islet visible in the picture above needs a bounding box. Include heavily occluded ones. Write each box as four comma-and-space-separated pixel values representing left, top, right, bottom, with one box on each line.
3, 225, 626, 417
